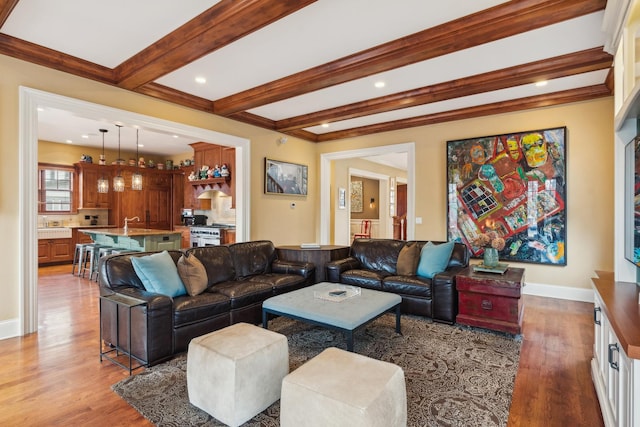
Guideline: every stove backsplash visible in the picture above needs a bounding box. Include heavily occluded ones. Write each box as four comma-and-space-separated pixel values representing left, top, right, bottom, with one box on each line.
194, 192, 235, 226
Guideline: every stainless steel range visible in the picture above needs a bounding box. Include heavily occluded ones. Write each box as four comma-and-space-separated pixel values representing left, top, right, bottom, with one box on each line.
190, 226, 221, 247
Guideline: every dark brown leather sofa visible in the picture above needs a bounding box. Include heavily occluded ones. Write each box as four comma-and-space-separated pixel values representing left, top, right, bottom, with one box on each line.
98, 240, 315, 366
326, 239, 469, 324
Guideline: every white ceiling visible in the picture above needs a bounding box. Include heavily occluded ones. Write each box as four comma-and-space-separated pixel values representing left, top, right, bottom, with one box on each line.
1, 0, 610, 163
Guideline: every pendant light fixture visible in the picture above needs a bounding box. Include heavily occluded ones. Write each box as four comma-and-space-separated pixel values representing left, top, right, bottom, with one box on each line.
113, 124, 125, 192
97, 128, 109, 193
131, 128, 143, 191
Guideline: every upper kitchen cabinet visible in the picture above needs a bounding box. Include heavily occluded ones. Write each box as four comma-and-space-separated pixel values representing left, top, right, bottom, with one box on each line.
184, 142, 235, 208
76, 162, 111, 209
111, 167, 178, 230
604, 0, 640, 128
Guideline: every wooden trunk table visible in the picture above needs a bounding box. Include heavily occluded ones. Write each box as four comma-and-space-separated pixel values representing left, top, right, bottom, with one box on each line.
455, 266, 525, 334
276, 245, 350, 283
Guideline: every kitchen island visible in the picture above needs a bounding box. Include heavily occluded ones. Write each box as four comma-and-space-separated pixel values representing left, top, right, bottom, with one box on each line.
79, 228, 182, 252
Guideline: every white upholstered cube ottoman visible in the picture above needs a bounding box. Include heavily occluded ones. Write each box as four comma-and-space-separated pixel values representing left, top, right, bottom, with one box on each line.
281, 347, 407, 427
187, 322, 288, 427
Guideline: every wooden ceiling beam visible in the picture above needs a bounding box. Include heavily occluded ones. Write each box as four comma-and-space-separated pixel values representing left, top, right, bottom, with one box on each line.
0, 34, 115, 84
134, 83, 214, 113
315, 85, 612, 142
115, 0, 317, 90
276, 47, 612, 131
0, 0, 19, 28
213, 0, 606, 116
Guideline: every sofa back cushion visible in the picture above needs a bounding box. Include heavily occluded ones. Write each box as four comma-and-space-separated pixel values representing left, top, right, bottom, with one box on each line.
396, 241, 420, 275
99, 250, 183, 292
185, 246, 235, 287
228, 240, 276, 279
350, 239, 406, 275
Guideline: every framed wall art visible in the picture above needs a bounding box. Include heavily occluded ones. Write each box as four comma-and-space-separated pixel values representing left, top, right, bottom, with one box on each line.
264, 158, 308, 196
338, 187, 346, 209
446, 126, 567, 265
350, 180, 363, 212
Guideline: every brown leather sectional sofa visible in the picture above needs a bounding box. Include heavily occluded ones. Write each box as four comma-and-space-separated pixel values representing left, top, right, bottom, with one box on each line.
326, 239, 469, 324
98, 240, 315, 366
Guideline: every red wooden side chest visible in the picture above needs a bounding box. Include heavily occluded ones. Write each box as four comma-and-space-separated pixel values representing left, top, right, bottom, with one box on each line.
455, 266, 525, 334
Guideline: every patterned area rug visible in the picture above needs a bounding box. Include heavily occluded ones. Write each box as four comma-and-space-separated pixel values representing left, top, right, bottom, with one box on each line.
112, 314, 521, 426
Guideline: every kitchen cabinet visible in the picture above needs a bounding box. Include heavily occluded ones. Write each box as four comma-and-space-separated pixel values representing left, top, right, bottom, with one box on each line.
76, 163, 111, 209
174, 225, 191, 248
591, 273, 640, 427
184, 142, 234, 208
38, 238, 73, 264
222, 228, 236, 245
112, 167, 177, 230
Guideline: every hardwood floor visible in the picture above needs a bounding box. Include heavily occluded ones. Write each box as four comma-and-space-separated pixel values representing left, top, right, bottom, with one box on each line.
0, 265, 604, 426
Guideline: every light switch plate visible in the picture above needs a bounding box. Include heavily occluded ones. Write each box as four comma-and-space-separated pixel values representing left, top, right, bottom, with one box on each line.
416, 217, 422, 224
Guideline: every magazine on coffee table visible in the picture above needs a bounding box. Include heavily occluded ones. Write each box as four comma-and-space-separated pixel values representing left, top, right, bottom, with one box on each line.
314, 285, 361, 302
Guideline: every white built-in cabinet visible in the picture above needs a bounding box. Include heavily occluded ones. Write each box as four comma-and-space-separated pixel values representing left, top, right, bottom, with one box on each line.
591, 274, 640, 427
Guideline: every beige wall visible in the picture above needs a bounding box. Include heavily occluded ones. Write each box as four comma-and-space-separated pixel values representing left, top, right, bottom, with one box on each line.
0, 53, 615, 328
0, 54, 318, 325
317, 98, 615, 292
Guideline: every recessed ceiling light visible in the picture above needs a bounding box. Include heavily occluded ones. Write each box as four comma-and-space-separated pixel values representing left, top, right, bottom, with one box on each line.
173, 135, 179, 139
535, 80, 548, 87
374, 81, 386, 88
81, 134, 89, 139
321, 123, 330, 128
138, 144, 144, 148
195, 76, 207, 84
37, 107, 44, 112
65, 139, 73, 144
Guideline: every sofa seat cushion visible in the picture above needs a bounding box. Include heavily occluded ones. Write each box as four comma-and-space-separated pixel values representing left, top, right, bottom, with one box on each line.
382, 276, 432, 298
247, 274, 306, 295
172, 292, 231, 327
214, 280, 274, 309
340, 269, 387, 290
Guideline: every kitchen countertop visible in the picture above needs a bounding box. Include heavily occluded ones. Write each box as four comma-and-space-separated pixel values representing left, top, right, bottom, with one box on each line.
68, 224, 117, 229
79, 228, 181, 236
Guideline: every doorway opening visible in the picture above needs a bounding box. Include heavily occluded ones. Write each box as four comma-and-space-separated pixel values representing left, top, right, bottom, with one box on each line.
19, 87, 250, 336
319, 142, 415, 246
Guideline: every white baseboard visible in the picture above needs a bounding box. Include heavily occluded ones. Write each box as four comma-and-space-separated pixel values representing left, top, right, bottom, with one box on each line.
0, 318, 20, 341
523, 281, 594, 303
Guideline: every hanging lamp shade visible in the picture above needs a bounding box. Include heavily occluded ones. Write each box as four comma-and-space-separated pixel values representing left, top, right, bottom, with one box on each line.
113, 124, 125, 192
97, 128, 109, 193
131, 128, 143, 190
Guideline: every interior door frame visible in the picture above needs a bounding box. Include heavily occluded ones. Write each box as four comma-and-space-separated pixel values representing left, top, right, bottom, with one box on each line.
18, 86, 251, 335
319, 142, 415, 245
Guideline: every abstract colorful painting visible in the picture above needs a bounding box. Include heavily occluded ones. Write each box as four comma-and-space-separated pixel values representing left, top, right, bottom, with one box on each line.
446, 127, 567, 265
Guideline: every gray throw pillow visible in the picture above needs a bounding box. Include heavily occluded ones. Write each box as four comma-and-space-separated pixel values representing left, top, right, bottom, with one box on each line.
177, 253, 208, 296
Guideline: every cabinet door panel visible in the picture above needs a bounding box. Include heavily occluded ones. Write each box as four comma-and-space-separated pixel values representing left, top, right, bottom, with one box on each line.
51, 239, 73, 261
147, 187, 171, 230
38, 240, 50, 262
78, 165, 110, 209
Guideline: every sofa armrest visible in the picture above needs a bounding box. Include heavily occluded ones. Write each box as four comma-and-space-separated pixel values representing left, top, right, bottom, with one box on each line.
99, 287, 174, 366
326, 257, 361, 283
431, 265, 466, 324
272, 259, 316, 284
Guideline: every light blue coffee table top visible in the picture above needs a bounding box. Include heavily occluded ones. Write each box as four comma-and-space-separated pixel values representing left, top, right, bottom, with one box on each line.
262, 282, 401, 330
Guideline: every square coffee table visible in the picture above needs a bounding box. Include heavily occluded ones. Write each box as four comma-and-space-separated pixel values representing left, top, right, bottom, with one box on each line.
262, 282, 402, 351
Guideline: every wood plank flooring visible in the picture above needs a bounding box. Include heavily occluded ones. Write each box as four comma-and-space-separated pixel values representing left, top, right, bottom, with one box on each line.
0, 265, 604, 426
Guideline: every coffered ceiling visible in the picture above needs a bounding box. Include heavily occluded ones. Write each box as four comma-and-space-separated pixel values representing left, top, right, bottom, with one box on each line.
0, 0, 612, 151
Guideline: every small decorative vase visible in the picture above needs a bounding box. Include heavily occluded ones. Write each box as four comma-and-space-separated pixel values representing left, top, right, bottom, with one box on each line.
483, 247, 499, 267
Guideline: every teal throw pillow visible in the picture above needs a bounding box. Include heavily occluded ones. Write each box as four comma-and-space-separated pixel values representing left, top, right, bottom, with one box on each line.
131, 251, 187, 297
416, 241, 455, 279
